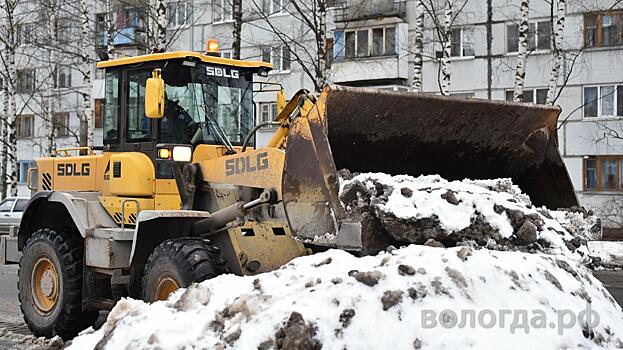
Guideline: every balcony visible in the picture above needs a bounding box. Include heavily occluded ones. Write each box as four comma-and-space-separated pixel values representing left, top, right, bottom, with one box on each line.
95, 27, 144, 47
334, 0, 406, 23
332, 55, 408, 84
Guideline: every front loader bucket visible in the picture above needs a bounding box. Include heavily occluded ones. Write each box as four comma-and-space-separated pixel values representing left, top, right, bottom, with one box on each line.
282, 85, 577, 250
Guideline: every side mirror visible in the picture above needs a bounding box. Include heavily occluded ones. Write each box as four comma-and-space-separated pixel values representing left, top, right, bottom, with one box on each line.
145, 69, 165, 119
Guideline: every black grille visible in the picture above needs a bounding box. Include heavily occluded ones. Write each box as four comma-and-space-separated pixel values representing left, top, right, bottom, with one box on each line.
113, 161, 121, 178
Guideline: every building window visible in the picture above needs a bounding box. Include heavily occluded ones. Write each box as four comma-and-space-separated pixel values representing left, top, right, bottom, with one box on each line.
220, 49, 233, 59
261, 45, 291, 71
450, 27, 474, 57
263, 0, 286, 15
505, 88, 548, 104
334, 26, 397, 60
584, 12, 623, 47
17, 23, 36, 46
450, 92, 475, 99
212, 0, 231, 22
17, 161, 35, 183
54, 66, 72, 88
120, 8, 145, 29
507, 21, 552, 52
169, 1, 191, 27
95, 13, 107, 47
16, 115, 34, 138
258, 102, 278, 124
95, 99, 104, 128
583, 156, 623, 191
17, 69, 36, 93
58, 18, 72, 44
583, 85, 623, 118
53, 112, 70, 137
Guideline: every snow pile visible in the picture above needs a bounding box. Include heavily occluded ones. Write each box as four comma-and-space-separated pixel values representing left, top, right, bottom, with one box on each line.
0, 328, 63, 350
69, 245, 623, 349
588, 241, 623, 269
339, 173, 600, 261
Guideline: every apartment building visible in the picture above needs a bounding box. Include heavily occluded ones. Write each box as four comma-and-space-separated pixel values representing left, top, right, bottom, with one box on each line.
4, 0, 623, 233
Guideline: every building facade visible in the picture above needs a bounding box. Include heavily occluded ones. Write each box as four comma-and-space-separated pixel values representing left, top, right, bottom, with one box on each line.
4, 0, 623, 234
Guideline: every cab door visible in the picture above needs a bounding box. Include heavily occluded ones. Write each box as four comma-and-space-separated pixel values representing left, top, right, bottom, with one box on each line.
122, 68, 157, 155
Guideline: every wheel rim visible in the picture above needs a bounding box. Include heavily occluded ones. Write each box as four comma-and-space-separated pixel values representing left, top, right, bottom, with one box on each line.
31, 257, 59, 314
155, 275, 180, 301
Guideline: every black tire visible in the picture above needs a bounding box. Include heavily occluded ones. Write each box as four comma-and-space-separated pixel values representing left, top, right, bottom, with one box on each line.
18, 228, 98, 339
141, 238, 228, 302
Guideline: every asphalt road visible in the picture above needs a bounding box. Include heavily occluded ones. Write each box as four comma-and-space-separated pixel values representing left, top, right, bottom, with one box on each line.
0, 264, 25, 327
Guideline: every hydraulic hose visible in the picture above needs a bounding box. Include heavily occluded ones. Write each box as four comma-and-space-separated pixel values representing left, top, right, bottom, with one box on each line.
241, 121, 281, 152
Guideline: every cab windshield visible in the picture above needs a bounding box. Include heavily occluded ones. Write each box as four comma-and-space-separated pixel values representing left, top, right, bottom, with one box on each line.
159, 61, 254, 147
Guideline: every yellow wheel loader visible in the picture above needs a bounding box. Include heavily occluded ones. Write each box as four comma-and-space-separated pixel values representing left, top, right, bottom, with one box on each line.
16, 50, 577, 339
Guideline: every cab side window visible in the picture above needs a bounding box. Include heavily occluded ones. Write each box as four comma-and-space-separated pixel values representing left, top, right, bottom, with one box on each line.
127, 70, 152, 142
103, 70, 120, 144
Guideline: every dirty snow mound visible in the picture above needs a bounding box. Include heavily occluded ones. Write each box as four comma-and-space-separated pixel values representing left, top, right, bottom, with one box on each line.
69, 246, 622, 349
339, 172, 599, 261
0, 328, 63, 350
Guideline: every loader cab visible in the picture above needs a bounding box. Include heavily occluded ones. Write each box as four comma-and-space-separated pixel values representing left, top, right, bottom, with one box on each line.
98, 51, 271, 177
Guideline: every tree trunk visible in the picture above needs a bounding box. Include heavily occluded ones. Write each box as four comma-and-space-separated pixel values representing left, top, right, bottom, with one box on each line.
1, 86, 8, 199
412, 0, 425, 93
440, 0, 452, 95
486, 0, 492, 99
315, 0, 328, 91
232, 0, 242, 59
3, 0, 18, 196
546, 0, 566, 105
81, 0, 94, 147
106, 0, 115, 57
46, 0, 59, 156
513, 0, 530, 102
154, 0, 167, 52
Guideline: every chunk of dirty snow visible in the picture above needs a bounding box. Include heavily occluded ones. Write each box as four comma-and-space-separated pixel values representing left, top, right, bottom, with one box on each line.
339, 173, 597, 262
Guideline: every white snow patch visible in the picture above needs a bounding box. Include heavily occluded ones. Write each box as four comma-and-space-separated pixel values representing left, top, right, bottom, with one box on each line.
589, 241, 623, 268
69, 246, 623, 350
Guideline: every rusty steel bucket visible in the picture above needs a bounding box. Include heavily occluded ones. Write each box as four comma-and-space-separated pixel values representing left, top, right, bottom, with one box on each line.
281, 85, 577, 250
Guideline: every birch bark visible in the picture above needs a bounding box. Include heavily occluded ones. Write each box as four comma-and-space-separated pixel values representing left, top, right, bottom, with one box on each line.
513, 0, 530, 102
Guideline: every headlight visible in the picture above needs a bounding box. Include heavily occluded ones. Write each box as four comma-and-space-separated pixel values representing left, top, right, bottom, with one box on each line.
157, 145, 193, 162
172, 146, 192, 162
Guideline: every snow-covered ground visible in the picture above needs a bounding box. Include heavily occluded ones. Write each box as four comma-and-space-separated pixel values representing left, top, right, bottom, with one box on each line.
67, 174, 623, 349
69, 246, 623, 349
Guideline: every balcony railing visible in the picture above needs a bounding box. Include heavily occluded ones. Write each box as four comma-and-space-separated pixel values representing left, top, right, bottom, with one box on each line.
334, 0, 406, 22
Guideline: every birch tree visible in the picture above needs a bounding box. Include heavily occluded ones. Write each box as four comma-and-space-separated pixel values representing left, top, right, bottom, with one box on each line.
513, 0, 530, 102
1, 0, 19, 196
80, 0, 94, 147
0, 84, 8, 198
412, 0, 425, 93
105, 0, 115, 57
152, 0, 167, 52
232, 0, 242, 59
252, 0, 330, 92
545, 0, 566, 105
44, 0, 59, 155
440, 0, 452, 95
